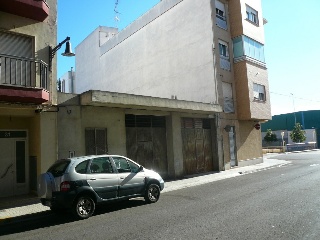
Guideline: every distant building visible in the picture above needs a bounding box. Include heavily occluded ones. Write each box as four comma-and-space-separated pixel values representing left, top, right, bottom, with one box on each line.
58, 0, 271, 178
58, 67, 75, 93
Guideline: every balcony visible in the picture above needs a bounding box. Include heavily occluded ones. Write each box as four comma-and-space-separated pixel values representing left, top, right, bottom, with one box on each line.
0, 0, 49, 22
0, 54, 49, 104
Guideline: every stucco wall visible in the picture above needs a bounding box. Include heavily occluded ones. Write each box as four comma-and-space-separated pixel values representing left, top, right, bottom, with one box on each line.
237, 120, 262, 161
228, 0, 265, 43
58, 105, 127, 159
76, 0, 218, 104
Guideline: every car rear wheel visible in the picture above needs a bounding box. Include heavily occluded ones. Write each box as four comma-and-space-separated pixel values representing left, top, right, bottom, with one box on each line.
73, 195, 95, 219
144, 183, 160, 203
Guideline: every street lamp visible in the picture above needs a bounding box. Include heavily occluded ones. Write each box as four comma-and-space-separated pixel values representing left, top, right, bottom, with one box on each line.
290, 93, 297, 125
49, 36, 75, 71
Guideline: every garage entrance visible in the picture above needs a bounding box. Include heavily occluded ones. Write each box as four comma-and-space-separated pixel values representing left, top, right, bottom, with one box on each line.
181, 118, 213, 175
125, 115, 168, 178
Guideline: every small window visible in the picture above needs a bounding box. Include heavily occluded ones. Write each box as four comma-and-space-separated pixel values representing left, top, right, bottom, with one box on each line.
47, 160, 71, 177
253, 83, 265, 101
246, 5, 259, 25
215, 0, 227, 30
89, 157, 114, 174
218, 40, 231, 71
85, 128, 108, 155
219, 41, 229, 58
216, 8, 224, 18
75, 160, 90, 174
128, 160, 140, 173
222, 82, 234, 113
112, 157, 132, 173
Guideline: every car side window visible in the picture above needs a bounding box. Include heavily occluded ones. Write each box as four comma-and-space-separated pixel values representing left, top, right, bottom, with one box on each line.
113, 157, 132, 173
128, 160, 140, 173
89, 157, 114, 174
75, 160, 90, 174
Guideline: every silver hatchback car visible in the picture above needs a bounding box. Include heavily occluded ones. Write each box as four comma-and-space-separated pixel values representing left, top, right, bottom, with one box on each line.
38, 155, 164, 219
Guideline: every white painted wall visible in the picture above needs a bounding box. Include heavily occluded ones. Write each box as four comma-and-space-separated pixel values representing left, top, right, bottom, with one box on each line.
59, 69, 75, 93
75, 0, 218, 104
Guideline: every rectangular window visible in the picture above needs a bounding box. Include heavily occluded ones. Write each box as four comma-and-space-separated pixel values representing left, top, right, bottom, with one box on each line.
232, 35, 265, 64
246, 5, 259, 25
85, 128, 108, 155
253, 83, 265, 101
218, 40, 231, 71
222, 82, 234, 113
215, 0, 227, 30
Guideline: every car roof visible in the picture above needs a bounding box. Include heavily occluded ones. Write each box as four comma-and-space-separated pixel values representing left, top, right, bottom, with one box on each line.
67, 155, 130, 164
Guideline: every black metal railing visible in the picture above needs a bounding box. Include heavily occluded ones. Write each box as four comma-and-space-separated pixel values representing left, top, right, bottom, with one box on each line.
0, 54, 48, 90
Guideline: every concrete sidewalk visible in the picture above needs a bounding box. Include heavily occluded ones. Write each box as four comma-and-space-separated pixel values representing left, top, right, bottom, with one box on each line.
0, 156, 290, 226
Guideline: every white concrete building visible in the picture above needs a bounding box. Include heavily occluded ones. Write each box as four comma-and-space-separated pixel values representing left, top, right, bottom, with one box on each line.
59, 67, 75, 93
59, 0, 271, 179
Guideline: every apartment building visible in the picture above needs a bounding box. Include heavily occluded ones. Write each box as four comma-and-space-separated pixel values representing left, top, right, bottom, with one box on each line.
0, 0, 58, 197
59, 0, 271, 179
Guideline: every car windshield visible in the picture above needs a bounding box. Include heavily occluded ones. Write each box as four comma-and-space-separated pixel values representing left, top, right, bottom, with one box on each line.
47, 160, 71, 177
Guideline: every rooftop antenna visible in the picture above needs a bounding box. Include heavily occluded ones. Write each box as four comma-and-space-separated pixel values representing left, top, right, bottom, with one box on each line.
114, 0, 120, 28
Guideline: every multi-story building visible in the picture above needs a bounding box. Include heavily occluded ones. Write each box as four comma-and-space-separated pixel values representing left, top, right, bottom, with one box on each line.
58, 67, 75, 93
0, 0, 58, 197
58, 0, 271, 179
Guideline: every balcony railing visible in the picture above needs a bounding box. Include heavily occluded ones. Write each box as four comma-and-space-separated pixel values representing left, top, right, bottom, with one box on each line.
0, 54, 48, 90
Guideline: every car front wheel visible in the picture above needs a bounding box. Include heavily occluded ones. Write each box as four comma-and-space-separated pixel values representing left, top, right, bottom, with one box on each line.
144, 183, 160, 203
73, 195, 95, 219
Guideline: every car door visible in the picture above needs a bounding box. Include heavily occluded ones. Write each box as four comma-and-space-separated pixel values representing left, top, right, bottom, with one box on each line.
112, 156, 146, 198
86, 156, 118, 200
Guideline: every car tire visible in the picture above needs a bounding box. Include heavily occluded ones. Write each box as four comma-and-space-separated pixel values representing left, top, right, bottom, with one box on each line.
144, 183, 160, 203
73, 195, 95, 219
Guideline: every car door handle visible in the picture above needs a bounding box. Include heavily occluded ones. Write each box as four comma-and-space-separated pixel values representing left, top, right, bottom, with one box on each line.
90, 178, 96, 180
120, 177, 125, 179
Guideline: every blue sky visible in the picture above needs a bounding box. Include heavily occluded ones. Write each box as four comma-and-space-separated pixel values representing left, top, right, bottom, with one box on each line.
57, 0, 320, 116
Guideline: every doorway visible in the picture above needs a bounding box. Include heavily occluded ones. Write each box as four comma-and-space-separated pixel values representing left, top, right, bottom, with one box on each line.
0, 131, 28, 197
228, 126, 237, 167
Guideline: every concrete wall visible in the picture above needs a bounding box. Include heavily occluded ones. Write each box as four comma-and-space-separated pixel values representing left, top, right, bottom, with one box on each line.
57, 104, 127, 159
228, 0, 265, 43
75, 26, 118, 94
237, 120, 263, 162
76, 0, 218, 104
234, 61, 271, 121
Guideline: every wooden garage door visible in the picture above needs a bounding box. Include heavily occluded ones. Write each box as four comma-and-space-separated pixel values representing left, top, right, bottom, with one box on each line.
182, 118, 213, 175
125, 115, 168, 178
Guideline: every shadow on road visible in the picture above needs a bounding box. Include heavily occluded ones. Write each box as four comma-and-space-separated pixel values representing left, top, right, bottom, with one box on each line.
0, 199, 146, 236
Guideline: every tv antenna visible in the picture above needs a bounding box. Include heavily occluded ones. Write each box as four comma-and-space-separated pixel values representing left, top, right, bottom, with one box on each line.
114, 0, 120, 28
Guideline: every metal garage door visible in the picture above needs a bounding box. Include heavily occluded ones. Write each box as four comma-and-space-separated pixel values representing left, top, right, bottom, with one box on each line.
125, 115, 168, 178
181, 118, 213, 175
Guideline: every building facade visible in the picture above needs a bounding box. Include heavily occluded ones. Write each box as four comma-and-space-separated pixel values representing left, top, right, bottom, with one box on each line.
58, 0, 271, 179
58, 67, 75, 93
0, 0, 58, 197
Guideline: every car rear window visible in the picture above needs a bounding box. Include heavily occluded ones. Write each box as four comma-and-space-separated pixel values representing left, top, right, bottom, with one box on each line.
47, 160, 71, 177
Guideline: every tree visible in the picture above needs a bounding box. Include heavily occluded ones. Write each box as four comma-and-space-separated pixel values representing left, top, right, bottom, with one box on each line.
290, 123, 306, 143
264, 129, 278, 143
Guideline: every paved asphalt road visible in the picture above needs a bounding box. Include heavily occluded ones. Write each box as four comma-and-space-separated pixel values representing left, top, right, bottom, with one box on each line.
1, 151, 320, 239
